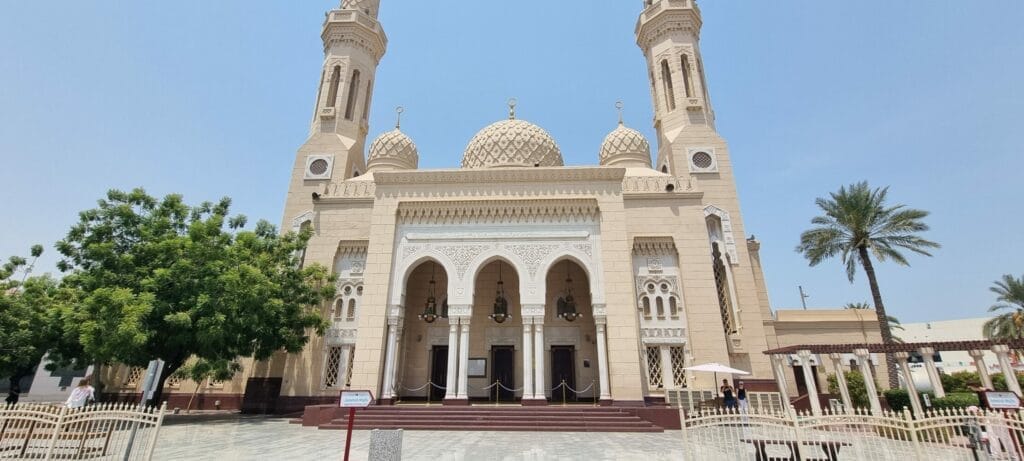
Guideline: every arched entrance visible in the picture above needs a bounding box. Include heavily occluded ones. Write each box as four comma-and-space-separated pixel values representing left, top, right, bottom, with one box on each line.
394, 260, 450, 401
465, 259, 522, 402
541, 259, 599, 402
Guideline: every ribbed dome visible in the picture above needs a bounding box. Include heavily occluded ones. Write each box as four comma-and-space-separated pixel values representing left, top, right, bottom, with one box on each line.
462, 119, 563, 169
367, 128, 418, 172
599, 123, 652, 167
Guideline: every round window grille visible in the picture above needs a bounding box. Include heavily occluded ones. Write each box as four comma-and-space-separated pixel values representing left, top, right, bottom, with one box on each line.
647, 283, 656, 292
356, 286, 363, 295
660, 283, 669, 292
692, 152, 713, 169
344, 286, 352, 295
309, 159, 329, 175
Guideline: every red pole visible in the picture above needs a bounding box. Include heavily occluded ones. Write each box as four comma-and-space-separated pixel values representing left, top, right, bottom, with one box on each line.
343, 407, 356, 461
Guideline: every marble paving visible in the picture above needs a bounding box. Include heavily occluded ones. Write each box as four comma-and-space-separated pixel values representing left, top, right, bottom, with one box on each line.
153, 417, 685, 460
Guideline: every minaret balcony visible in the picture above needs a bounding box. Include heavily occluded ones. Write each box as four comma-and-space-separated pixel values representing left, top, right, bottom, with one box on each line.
685, 97, 704, 111
319, 107, 337, 119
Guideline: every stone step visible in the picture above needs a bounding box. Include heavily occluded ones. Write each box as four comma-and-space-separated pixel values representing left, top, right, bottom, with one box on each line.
329, 417, 654, 426
318, 423, 663, 433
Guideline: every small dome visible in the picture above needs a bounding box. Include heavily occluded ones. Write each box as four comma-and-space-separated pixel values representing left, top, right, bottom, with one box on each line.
599, 123, 651, 168
367, 128, 418, 172
462, 119, 563, 169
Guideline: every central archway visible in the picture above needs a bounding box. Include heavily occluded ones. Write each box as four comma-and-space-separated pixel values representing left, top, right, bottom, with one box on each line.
465, 259, 523, 402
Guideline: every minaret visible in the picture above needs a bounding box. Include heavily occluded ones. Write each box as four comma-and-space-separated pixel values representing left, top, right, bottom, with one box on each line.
281, 0, 387, 230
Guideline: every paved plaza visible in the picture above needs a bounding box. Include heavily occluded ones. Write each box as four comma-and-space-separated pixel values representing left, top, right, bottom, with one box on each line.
153, 417, 684, 460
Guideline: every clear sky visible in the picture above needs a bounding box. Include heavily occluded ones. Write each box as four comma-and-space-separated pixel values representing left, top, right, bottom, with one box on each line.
1, 1, 1022, 323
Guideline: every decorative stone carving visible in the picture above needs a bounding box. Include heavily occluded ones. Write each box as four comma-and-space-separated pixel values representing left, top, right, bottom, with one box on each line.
704, 205, 739, 265
640, 328, 687, 345
438, 244, 489, 279
591, 303, 607, 317
325, 326, 357, 346
508, 243, 562, 277
521, 304, 545, 318
647, 257, 663, 272
291, 210, 315, 232
462, 119, 563, 169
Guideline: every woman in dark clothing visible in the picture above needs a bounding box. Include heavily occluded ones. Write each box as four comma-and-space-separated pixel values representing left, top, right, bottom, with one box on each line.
737, 382, 749, 413
721, 379, 737, 410
5, 383, 21, 406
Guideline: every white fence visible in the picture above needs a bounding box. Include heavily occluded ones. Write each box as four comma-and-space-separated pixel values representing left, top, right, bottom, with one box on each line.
683, 407, 1024, 461
0, 403, 165, 460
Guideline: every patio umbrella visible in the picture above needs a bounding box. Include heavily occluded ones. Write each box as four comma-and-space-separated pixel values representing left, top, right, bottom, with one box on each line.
683, 362, 750, 395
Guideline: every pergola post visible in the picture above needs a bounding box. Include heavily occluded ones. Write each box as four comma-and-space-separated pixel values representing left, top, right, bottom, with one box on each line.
854, 348, 882, 415
894, 351, 923, 416
828, 353, 853, 413
919, 346, 945, 398
770, 355, 793, 416
992, 344, 1022, 396
969, 349, 994, 389
797, 349, 822, 416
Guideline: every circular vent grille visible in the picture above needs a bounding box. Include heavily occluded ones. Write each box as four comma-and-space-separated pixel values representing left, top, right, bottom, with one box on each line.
692, 152, 713, 169
309, 159, 329, 175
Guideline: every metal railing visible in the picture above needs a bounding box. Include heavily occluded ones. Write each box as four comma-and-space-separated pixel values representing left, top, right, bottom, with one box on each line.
0, 402, 166, 460
682, 406, 1024, 461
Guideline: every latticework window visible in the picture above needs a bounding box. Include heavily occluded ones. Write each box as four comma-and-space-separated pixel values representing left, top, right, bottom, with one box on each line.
207, 378, 225, 389
124, 367, 144, 387
324, 347, 343, 388
646, 347, 663, 389
344, 348, 355, 387
166, 375, 182, 389
712, 243, 737, 335
670, 347, 687, 387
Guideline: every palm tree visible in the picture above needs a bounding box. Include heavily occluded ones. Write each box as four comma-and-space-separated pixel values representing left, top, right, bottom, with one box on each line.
844, 302, 904, 343
797, 182, 939, 388
982, 274, 1024, 341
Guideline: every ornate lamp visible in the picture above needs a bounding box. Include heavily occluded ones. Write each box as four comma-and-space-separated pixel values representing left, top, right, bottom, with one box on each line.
557, 261, 581, 322
489, 262, 510, 323
419, 263, 439, 323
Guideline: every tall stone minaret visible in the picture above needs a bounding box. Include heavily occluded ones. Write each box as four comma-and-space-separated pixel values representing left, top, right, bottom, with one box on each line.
636, 0, 775, 378
281, 0, 387, 231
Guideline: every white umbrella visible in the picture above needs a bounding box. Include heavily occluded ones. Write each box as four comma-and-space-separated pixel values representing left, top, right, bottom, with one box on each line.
683, 362, 750, 396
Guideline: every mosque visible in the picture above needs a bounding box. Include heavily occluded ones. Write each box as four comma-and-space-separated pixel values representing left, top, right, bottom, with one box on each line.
108, 0, 886, 413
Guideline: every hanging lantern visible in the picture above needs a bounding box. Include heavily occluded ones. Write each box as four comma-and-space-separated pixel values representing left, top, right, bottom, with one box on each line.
489, 262, 510, 323
557, 261, 581, 322
419, 263, 439, 323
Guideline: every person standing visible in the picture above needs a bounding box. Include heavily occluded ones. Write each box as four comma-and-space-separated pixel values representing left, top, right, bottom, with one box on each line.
721, 379, 736, 410
4, 382, 20, 406
737, 382, 749, 413
66, 377, 95, 409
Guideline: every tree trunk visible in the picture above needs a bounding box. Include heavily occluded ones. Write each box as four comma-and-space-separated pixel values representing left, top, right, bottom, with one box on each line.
145, 360, 182, 408
858, 246, 899, 389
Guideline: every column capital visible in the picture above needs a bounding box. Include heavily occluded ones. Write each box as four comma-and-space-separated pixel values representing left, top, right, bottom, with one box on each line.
448, 304, 472, 319
459, 318, 471, 327
853, 348, 870, 358
521, 317, 534, 327
894, 351, 911, 361
594, 315, 608, 326
968, 349, 985, 358
521, 304, 545, 318
918, 346, 936, 355
828, 352, 843, 361
993, 344, 1011, 354
796, 349, 813, 359
591, 303, 607, 317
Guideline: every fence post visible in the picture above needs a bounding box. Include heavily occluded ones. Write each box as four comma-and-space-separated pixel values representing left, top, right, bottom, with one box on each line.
904, 408, 923, 460
791, 409, 806, 461
142, 403, 167, 461
43, 404, 67, 459
679, 407, 690, 461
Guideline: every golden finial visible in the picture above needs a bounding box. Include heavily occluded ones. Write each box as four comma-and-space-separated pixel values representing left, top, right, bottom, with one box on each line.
615, 100, 624, 125
508, 98, 518, 120
395, 106, 404, 129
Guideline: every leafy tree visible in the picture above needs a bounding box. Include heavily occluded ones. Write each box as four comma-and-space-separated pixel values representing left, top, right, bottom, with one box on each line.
797, 182, 939, 388
828, 369, 870, 409
982, 274, 1024, 341
0, 246, 71, 400
50, 188, 334, 405
844, 302, 904, 343
172, 358, 242, 412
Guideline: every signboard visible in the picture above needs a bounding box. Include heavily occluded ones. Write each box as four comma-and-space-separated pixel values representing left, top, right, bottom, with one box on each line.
141, 359, 165, 401
339, 390, 374, 408
983, 391, 1022, 410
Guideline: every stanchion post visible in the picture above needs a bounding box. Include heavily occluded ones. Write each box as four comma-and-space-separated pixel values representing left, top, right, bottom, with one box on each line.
593, 380, 597, 407
426, 383, 431, 407
561, 380, 567, 407
496, 379, 501, 407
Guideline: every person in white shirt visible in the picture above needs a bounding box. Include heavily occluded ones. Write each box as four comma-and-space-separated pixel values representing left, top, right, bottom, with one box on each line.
65, 377, 95, 409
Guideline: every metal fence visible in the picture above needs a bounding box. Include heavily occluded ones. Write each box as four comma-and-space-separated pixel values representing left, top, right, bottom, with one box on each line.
0, 403, 165, 460
683, 406, 1024, 461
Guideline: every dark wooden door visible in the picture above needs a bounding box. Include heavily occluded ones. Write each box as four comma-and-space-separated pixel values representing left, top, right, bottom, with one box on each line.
431, 346, 448, 400
793, 365, 820, 397
491, 346, 515, 401
550, 346, 577, 402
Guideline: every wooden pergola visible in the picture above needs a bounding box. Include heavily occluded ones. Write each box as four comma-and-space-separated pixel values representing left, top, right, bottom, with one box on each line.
763, 340, 1024, 416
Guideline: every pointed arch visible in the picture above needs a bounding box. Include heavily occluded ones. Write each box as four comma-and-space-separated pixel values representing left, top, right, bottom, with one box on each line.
345, 69, 361, 120
703, 205, 739, 265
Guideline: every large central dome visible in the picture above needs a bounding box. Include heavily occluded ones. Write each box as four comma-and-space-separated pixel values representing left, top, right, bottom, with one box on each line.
462, 118, 563, 169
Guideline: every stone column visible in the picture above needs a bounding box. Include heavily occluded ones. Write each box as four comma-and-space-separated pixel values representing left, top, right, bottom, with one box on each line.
534, 322, 546, 399
595, 319, 612, 401
969, 349, 994, 389
521, 318, 534, 401
337, 345, 352, 388
828, 353, 853, 413
770, 355, 792, 415
894, 351, 923, 416
992, 344, 1022, 396
381, 318, 399, 399
660, 346, 675, 392
444, 322, 459, 401
797, 350, 822, 416
854, 348, 882, 415
919, 347, 945, 398
456, 319, 471, 400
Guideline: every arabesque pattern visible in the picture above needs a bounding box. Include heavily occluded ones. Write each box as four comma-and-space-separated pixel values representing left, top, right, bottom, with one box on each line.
599, 124, 651, 166
462, 119, 563, 169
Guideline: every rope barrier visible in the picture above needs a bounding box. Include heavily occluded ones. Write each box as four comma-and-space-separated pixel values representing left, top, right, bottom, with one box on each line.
564, 382, 594, 395
496, 382, 523, 393
400, 381, 447, 391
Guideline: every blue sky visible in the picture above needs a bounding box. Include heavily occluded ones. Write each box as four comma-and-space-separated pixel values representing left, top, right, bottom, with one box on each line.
1, 1, 1021, 323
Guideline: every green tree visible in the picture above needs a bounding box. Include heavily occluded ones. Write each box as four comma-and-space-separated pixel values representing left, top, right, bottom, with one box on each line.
982, 274, 1024, 341
49, 188, 335, 405
828, 369, 870, 409
844, 302, 904, 343
796, 182, 939, 388
0, 246, 71, 400
172, 358, 242, 412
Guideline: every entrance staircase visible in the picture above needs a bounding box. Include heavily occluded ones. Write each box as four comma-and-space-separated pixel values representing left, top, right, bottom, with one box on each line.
298, 405, 666, 432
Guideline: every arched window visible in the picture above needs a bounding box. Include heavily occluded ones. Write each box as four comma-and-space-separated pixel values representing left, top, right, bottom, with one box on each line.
660, 60, 675, 111
334, 299, 344, 321
711, 242, 737, 335
680, 55, 694, 98
314, 70, 326, 112
326, 65, 341, 108
669, 297, 678, 317
642, 297, 651, 318
346, 299, 356, 320
298, 221, 313, 268
345, 70, 361, 120
661, 165, 669, 174
361, 80, 373, 122
656, 297, 665, 318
